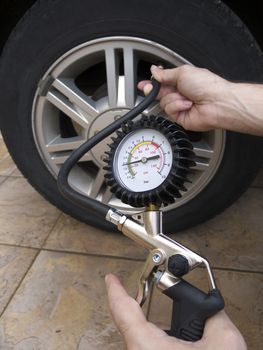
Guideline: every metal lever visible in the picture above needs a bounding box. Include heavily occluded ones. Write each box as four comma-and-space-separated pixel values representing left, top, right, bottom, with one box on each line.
106, 208, 217, 289
136, 248, 166, 305
106, 208, 224, 341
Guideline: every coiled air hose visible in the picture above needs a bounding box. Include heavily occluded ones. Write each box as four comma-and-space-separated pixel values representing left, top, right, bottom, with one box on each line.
57, 79, 160, 217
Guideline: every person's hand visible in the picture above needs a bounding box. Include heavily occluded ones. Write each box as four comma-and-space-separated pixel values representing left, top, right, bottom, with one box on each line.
105, 274, 247, 350
138, 65, 229, 132
138, 65, 263, 136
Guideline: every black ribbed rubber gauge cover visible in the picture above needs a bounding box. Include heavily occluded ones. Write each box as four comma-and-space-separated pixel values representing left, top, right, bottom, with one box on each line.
103, 115, 196, 208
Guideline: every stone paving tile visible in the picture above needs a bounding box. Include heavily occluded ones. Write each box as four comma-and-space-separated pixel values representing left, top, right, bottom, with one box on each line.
148, 269, 263, 350
170, 187, 263, 272
0, 154, 16, 177
9, 168, 23, 178
0, 245, 37, 314
0, 176, 7, 186
0, 137, 16, 177
44, 214, 147, 260
0, 251, 144, 350
0, 177, 61, 248
0, 140, 8, 161
0, 137, 20, 178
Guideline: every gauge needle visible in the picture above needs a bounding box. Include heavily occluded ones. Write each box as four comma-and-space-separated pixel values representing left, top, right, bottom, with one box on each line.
122, 155, 160, 166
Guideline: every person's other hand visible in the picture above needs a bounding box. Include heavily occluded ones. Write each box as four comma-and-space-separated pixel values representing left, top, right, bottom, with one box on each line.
138, 65, 231, 132
105, 274, 247, 350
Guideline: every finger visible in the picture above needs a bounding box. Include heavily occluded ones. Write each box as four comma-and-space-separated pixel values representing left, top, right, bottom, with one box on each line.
105, 275, 190, 350
144, 83, 154, 96
137, 81, 153, 96
162, 98, 193, 116
160, 92, 192, 110
105, 274, 147, 340
151, 64, 192, 86
138, 80, 177, 99
137, 80, 151, 91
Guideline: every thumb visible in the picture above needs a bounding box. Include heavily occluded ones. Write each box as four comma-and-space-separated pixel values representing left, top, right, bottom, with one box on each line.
105, 274, 192, 350
105, 274, 148, 341
151, 65, 182, 86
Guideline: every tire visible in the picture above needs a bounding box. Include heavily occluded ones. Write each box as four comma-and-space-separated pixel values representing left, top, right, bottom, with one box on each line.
0, 0, 262, 233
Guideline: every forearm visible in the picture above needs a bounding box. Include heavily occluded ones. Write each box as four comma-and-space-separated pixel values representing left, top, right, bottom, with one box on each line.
216, 82, 263, 135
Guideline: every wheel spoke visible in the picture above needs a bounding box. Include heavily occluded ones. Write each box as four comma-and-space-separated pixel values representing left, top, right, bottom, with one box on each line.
194, 162, 209, 171
117, 76, 126, 107
45, 136, 84, 152
123, 47, 137, 108
52, 78, 99, 119
46, 90, 90, 129
193, 142, 214, 159
101, 186, 113, 203
193, 141, 214, 172
89, 168, 106, 199
51, 152, 92, 165
46, 135, 92, 165
105, 48, 119, 108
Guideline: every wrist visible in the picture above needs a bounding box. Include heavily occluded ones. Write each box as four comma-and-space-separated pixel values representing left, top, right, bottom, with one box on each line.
204, 79, 233, 130
213, 81, 263, 135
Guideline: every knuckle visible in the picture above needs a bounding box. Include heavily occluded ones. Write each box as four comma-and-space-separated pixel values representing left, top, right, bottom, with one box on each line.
179, 64, 191, 75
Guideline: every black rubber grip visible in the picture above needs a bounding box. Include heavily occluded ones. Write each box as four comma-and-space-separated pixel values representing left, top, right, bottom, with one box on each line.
163, 280, 224, 341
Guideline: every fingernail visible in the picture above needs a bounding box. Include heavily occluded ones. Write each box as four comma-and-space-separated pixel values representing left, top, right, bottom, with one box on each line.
151, 64, 159, 69
105, 274, 109, 283
144, 83, 153, 96
150, 65, 162, 82
150, 64, 159, 73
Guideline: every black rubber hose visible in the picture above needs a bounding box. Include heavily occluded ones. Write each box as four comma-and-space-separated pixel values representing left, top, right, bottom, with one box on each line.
57, 79, 161, 217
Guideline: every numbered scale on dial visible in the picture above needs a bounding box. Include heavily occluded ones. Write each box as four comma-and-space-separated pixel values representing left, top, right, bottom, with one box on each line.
104, 115, 195, 208
114, 129, 173, 192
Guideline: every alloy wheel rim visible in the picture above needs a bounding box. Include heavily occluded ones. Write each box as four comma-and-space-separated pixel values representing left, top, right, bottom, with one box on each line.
32, 36, 225, 214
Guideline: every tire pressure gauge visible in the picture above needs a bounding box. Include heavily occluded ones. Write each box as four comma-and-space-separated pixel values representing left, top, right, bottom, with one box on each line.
114, 127, 173, 192
104, 115, 195, 207
58, 81, 224, 343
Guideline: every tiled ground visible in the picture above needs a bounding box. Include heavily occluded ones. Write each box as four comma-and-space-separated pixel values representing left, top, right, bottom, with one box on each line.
0, 134, 262, 350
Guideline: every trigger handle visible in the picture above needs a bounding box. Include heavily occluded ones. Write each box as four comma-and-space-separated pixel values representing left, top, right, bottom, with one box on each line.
163, 280, 224, 341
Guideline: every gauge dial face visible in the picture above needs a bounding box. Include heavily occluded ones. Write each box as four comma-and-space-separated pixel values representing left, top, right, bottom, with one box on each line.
113, 128, 173, 192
